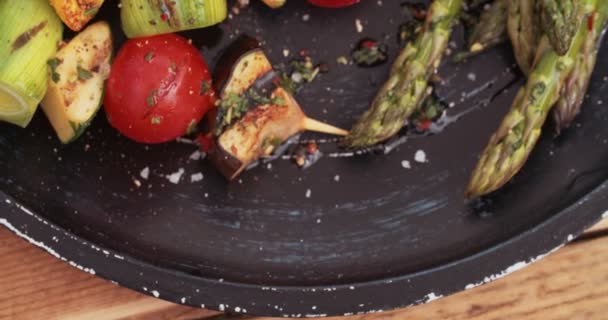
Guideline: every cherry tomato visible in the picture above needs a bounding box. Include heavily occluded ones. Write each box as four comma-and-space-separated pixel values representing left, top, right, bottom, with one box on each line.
307, 0, 360, 8
104, 34, 215, 144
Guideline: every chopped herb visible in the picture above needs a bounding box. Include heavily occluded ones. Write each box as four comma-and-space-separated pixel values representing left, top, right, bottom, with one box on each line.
278, 73, 298, 95
352, 39, 389, 67
146, 89, 158, 107
199, 79, 211, 95
151, 116, 162, 125
77, 66, 93, 81
215, 92, 250, 136
84, 7, 99, 16
186, 119, 198, 135
410, 94, 447, 132
145, 51, 154, 62
47, 58, 62, 83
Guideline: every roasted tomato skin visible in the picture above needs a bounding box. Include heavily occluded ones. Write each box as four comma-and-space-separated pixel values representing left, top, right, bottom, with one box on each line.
104, 34, 215, 144
307, 0, 360, 8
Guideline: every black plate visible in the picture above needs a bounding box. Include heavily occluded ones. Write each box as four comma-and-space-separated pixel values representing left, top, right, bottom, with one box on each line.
2, 0, 608, 317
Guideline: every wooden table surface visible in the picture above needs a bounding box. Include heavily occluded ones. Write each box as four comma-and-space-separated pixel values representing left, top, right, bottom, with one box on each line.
1, 219, 607, 320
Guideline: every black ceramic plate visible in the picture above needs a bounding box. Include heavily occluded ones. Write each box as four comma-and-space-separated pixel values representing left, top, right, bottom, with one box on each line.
2, 0, 608, 317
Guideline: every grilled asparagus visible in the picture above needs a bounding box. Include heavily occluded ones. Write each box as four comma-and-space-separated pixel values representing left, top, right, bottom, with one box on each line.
466, 0, 603, 198
343, 0, 463, 148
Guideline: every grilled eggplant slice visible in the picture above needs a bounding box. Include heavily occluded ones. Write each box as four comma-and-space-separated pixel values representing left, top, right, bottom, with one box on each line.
208, 40, 347, 180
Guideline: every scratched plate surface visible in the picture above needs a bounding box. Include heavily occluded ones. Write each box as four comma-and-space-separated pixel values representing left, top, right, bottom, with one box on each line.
1, 0, 608, 316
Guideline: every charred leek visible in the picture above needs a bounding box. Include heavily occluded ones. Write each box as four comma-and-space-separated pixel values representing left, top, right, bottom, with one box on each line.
121, 0, 228, 38
0, 0, 63, 127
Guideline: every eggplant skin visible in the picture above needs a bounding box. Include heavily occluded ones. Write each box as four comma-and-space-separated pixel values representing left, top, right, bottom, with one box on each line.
209, 87, 305, 180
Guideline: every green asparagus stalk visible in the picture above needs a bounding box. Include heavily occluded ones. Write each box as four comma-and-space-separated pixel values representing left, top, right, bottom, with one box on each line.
538, 0, 578, 56
465, 0, 508, 57
342, 0, 463, 148
507, 0, 541, 75
466, 0, 602, 198
553, 7, 608, 135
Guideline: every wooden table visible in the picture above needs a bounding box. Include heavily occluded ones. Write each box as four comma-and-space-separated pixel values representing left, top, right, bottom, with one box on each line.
1, 219, 607, 320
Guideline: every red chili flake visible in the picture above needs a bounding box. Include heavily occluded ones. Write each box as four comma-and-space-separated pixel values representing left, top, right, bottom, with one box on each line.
196, 134, 214, 153
361, 40, 377, 49
417, 120, 432, 131
588, 12, 596, 31
160, 13, 169, 22
306, 142, 318, 154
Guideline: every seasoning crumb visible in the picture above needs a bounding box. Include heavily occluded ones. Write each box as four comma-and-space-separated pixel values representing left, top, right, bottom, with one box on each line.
133, 178, 142, 188
337, 56, 349, 65
467, 73, 477, 81
302, 14, 310, 22
414, 150, 427, 163
401, 160, 411, 169
283, 49, 290, 57
140, 167, 150, 180
334, 175, 340, 182
191, 173, 204, 183
355, 19, 363, 33
166, 168, 185, 184
305, 189, 312, 198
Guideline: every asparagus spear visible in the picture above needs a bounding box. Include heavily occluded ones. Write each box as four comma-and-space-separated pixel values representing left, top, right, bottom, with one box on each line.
538, 0, 578, 56
466, 0, 602, 198
553, 8, 607, 135
507, 0, 541, 75
342, 0, 463, 148
458, 0, 508, 61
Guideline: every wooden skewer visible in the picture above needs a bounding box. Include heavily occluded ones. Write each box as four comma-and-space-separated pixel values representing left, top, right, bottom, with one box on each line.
302, 117, 349, 136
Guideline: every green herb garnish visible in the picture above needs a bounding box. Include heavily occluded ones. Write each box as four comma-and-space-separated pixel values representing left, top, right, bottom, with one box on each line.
84, 7, 99, 16
47, 58, 61, 83
145, 51, 154, 62
77, 66, 93, 81
199, 79, 211, 95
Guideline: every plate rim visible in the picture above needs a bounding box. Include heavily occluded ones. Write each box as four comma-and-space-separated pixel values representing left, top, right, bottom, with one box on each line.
1, 179, 606, 317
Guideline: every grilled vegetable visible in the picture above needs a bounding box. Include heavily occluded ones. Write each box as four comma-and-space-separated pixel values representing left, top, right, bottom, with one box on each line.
104, 34, 215, 144
261, 0, 286, 9
209, 40, 347, 180
49, 0, 105, 31
0, 0, 63, 127
120, 0, 228, 38
507, 0, 541, 75
41, 22, 113, 143
553, 4, 608, 134
466, 0, 601, 198
467, 0, 508, 55
538, 0, 578, 56
342, 0, 463, 148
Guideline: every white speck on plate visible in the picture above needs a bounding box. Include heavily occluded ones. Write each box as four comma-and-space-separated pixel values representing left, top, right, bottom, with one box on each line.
467, 73, 477, 81
603, 210, 608, 219
151, 290, 160, 298
190, 173, 204, 183
414, 150, 427, 163
283, 49, 290, 57
140, 167, 150, 180
302, 14, 310, 22
189, 150, 203, 160
334, 175, 340, 182
166, 168, 185, 184
401, 160, 411, 169
235, 306, 242, 312
316, 218, 321, 224
219, 304, 226, 311
567, 234, 574, 242
181, 297, 186, 304
355, 19, 363, 33
306, 189, 312, 198
425, 292, 442, 302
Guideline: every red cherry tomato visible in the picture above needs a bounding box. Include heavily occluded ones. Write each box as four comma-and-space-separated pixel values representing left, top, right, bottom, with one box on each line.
307, 0, 360, 8
104, 34, 215, 144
